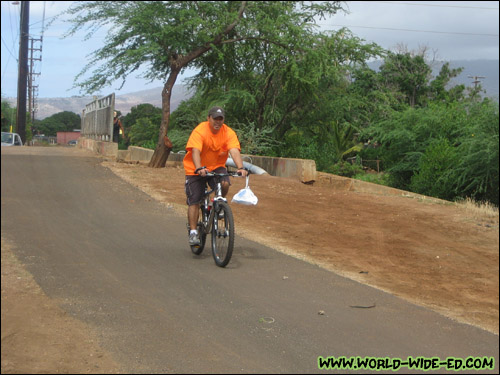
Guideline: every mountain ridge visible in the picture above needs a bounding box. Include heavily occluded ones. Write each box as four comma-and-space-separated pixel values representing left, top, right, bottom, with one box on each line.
4, 85, 193, 120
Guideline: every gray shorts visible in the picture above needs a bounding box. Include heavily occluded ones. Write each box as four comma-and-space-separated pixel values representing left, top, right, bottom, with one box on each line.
185, 167, 230, 205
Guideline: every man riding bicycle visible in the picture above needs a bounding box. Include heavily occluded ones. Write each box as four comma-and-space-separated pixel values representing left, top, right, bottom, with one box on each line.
183, 106, 248, 246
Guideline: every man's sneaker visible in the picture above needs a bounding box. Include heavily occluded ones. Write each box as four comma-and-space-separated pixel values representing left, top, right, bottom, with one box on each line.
189, 232, 200, 246
217, 210, 225, 220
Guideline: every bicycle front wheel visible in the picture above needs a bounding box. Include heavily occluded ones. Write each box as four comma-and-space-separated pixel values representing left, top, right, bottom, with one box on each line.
211, 202, 234, 267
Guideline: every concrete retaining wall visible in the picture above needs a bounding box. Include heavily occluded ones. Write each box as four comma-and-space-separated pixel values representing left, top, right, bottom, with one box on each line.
124, 147, 316, 182
79, 137, 118, 157
242, 155, 316, 182
126, 147, 184, 167
81, 137, 449, 204
127, 146, 153, 162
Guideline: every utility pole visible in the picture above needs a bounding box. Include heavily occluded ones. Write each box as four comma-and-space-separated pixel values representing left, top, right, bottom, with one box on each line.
29, 37, 42, 125
16, 1, 29, 143
468, 75, 486, 89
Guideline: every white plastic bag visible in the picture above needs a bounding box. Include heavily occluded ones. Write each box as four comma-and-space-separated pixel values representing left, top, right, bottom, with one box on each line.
232, 176, 258, 205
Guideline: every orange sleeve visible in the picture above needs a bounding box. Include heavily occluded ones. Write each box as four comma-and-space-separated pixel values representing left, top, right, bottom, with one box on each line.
183, 122, 206, 175
226, 127, 241, 150
186, 124, 205, 152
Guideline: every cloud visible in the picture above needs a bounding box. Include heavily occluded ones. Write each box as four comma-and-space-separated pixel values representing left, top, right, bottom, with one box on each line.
323, 1, 499, 60
2, 0, 498, 98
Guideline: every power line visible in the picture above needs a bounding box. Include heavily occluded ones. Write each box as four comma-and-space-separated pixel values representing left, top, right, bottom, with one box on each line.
325, 24, 499, 37
8, 0, 20, 48
1, 35, 17, 61
1, 35, 17, 87
354, 1, 499, 10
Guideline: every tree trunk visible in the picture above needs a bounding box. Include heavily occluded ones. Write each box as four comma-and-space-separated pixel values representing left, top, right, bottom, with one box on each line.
148, 2, 247, 168
148, 68, 181, 168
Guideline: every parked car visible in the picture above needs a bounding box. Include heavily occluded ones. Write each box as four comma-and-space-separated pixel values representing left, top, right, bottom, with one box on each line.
1, 132, 23, 146
68, 139, 78, 146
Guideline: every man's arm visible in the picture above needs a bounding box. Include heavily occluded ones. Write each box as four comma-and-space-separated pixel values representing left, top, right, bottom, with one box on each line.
229, 148, 248, 176
118, 119, 125, 135
191, 148, 208, 176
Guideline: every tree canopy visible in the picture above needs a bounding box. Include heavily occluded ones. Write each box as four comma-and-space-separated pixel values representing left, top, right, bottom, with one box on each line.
55, 2, 499, 206
32, 111, 81, 136
60, 1, 347, 166
1, 100, 16, 132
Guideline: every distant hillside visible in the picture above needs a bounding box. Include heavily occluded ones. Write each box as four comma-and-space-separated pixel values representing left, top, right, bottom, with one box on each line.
114, 85, 192, 116
4, 85, 193, 120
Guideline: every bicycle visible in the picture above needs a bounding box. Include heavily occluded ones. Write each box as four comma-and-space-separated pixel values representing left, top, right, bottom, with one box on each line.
187, 171, 245, 267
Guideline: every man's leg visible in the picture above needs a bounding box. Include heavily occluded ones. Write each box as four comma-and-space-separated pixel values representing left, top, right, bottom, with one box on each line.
188, 204, 199, 231
187, 204, 201, 245
185, 175, 204, 245
221, 181, 230, 198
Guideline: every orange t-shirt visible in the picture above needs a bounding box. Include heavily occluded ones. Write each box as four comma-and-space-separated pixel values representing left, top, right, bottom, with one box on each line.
183, 121, 241, 175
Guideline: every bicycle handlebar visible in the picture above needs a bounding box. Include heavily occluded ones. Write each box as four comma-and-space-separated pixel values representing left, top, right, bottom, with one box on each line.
205, 170, 248, 178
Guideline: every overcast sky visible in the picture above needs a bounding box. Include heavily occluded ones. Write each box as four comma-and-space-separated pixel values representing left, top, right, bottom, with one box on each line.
1, 1, 498, 98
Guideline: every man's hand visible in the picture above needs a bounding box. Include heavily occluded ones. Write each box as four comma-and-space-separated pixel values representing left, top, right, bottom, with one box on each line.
228, 148, 248, 177
195, 166, 208, 177
237, 168, 248, 177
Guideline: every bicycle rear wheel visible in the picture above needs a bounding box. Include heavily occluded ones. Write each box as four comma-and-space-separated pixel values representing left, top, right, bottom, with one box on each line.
191, 207, 207, 255
211, 201, 234, 267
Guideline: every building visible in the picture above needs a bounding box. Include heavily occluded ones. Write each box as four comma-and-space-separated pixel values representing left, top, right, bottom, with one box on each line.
56, 130, 81, 145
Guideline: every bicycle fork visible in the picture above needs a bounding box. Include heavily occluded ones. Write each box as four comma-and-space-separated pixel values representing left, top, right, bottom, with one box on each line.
201, 198, 227, 235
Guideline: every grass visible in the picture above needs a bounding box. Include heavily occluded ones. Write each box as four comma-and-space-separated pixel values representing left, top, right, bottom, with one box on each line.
456, 197, 499, 225
353, 171, 391, 186
353, 172, 498, 225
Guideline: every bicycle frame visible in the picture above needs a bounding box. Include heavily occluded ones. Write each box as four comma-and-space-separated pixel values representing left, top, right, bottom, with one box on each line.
189, 170, 246, 267
199, 173, 236, 234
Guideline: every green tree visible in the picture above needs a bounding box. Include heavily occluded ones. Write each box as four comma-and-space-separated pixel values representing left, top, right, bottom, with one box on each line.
361, 100, 499, 205
453, 100, 499, 205
190, 28, 382, 136
123, 104, 162, 148
361, 102, 467, 189
2, 98, 34, 141
409, 138, 458, 200
379, 52, 431, 107
169, 91, 214, 133
1, 100, 16, 132
428, 62, 465, 103
180, 27, 383, 166
59, 1, 346, 167
128, 118, 158, 148
34, 111, 81, 136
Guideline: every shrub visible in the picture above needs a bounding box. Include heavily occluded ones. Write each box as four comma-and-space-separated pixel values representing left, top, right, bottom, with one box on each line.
410, 138, 458, 200
326, 162, 364, 178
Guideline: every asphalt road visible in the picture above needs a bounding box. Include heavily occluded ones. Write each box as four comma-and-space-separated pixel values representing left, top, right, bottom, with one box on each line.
1, 147, 498, 373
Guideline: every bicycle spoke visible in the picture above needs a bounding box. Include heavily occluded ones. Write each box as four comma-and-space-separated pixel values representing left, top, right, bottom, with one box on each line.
211, 202, 234, 267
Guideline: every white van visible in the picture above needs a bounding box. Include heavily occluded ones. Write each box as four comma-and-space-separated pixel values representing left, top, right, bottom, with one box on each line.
1, 132, 23, 146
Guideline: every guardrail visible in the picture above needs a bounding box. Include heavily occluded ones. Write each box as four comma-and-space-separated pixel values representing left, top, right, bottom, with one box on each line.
81, 93, 115, 141
80, 137, 449, 203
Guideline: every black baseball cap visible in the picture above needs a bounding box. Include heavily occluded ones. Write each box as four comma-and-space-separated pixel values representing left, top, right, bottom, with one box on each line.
208, 106, 225, 118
